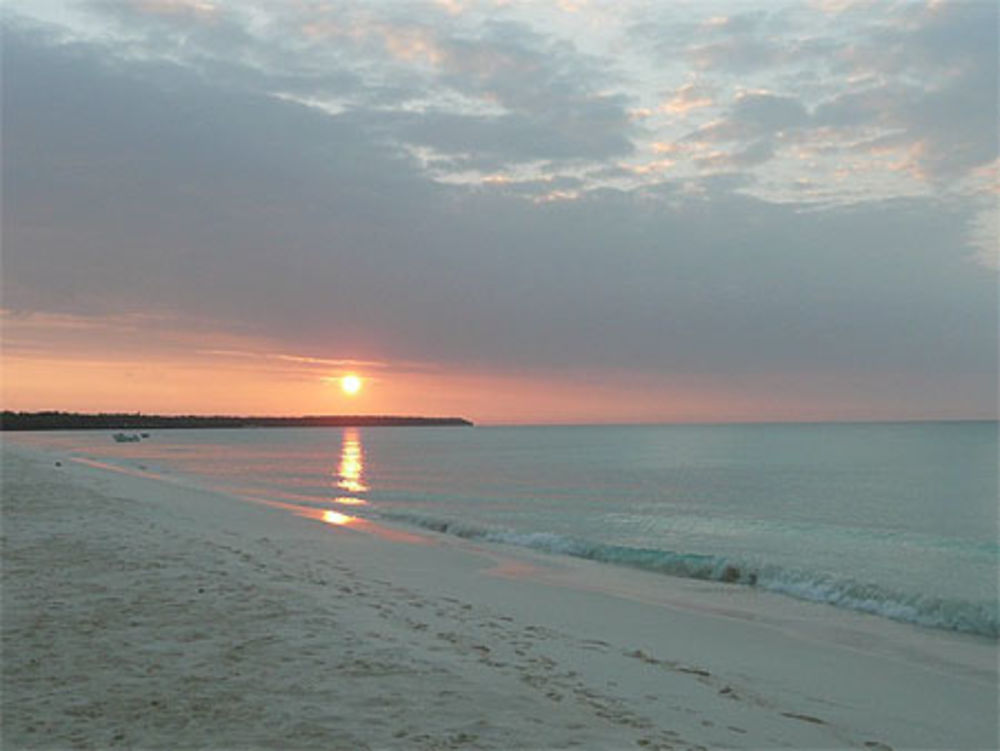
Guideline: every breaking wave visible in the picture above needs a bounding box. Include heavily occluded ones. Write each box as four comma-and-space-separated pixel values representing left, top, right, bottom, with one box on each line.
375, 510, 999, 639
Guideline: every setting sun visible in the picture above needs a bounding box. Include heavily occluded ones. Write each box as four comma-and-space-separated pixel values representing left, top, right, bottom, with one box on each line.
340, 374, 362, 395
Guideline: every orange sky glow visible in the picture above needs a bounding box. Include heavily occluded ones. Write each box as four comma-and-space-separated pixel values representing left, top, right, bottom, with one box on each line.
2, 311, 988, 425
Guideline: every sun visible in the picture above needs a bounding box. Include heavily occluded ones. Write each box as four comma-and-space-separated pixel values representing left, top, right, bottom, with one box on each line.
340, 374, 362, 395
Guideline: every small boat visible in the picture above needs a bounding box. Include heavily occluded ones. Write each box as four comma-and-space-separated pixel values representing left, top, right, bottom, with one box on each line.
112, 433, 142, 443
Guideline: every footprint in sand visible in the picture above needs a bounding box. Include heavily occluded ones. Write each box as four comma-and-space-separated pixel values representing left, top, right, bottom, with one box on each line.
780, 711, 826, 725
677, 667, 710, 677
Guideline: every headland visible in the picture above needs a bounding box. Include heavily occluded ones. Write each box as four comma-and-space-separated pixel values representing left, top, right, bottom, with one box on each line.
0, 411, 473, 430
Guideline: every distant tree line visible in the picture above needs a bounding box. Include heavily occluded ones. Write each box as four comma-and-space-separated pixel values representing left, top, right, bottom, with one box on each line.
0, 411, 473, 430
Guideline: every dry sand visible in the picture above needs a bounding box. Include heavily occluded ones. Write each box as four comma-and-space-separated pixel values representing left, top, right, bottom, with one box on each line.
2, 443, 997, 749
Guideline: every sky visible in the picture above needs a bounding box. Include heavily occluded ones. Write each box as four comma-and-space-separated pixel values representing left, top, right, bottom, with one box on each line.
2, 0, 997, 424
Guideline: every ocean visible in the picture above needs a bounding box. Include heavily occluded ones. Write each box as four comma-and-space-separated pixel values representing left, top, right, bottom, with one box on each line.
11, 421, 998, 638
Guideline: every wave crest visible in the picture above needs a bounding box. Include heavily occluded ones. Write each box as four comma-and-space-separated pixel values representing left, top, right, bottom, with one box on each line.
378, 510, 999, 639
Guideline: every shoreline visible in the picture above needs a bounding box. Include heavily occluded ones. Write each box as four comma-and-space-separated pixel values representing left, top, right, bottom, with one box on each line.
3, 442, 997, 749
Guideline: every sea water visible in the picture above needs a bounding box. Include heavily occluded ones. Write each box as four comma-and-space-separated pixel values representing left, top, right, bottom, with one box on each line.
13, 421, 998, 638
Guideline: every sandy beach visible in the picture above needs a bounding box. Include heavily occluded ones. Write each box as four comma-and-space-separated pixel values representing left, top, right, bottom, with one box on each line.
2, 442, 997, 750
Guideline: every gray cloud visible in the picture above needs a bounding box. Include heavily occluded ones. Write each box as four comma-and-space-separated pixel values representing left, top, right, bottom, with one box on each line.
691, 92, 809, 145
693, 140, 775, 170
82, 4, 636, 168
655, 2, 998, 184
350, 104, 632, 164
402, 19, 636, 163
5, 24, 994, 360
812, 2, 998, 180
679, 5, 838, 73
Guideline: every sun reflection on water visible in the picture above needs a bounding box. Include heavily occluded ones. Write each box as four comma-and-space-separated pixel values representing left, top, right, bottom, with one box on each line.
334, 428, 368, 506
334, 496, 367, 506
322, 510, 358, 526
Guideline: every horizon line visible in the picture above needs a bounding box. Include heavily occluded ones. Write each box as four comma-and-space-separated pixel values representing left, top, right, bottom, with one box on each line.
2, 410, 995, 429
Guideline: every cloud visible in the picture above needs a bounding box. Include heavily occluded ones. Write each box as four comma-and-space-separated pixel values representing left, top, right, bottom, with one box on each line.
662, 82, 715, 115
813, 77, 997, 181
694, 140, 775, 170
630, 1, 997, 187
120, 0, 220, 21
681, 5, 838, 73
88, 1, 640, 168
681, 91, 808, 170
341, 100, 631, 165
810, 2, 999, 181
693, 91, 809, 142
4, 21, 993, 370
421, 19, 637, 162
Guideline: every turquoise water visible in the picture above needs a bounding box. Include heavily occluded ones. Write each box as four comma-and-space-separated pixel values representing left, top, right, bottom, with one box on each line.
13, 422, 998, 637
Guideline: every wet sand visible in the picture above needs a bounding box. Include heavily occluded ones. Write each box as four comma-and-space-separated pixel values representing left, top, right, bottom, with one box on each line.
2, 443, 996, 749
